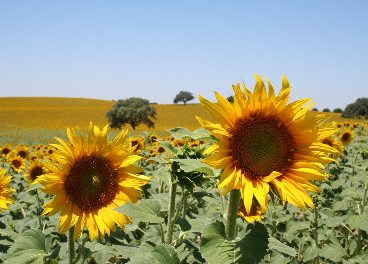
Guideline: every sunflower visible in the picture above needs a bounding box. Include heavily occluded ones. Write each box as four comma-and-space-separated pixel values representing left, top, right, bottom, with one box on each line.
24, 161, 47, 184
157, 146, 166, 154
129, 137, 144, 154
340, 129, 355, 146
149, 134, 159, 146
336, 122, 343, 129
238, 199, 264, 223
15, 146, 30, 159
9, 155, 26, 173
190, 141, 199, 148
197, 75, 338, 213
343, 121, 350, 128
29, 153, 40, 161
175, 139, 186, 147
0, 168, 15, 211
37, 123, 151, 241
36, 145, 43, 151
321, 136, 344, 158
0, 145, 12, 157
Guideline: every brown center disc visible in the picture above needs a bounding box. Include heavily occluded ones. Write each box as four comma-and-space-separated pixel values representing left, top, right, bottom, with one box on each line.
64, 155, 118, 211
229, 115, 295, 179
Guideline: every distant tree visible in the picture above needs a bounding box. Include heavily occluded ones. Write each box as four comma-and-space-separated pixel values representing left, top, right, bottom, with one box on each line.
322, 108, 331, 112
227, 96, 234, 103
311, 108, 319, 111
333, 108, 343, 113
342, 98, 368, 119
106, 97, 157, 130
173, 91, 194, 105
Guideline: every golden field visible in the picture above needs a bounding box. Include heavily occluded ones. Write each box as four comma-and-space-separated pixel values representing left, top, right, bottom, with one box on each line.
0, 97, 358, 146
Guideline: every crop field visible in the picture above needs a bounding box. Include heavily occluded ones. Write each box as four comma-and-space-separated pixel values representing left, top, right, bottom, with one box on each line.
0, 96, 368, 264
0, 97, 358, 147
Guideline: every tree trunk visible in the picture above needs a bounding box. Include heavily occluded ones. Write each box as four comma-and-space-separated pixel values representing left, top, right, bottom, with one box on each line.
130, 122, 136, 130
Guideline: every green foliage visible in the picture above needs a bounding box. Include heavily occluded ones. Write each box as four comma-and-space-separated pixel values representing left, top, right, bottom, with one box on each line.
173, 91, 195, 105
342, 97, 368, 119
322, 108, 331, 112
311, 108, 319, 111
106, 97, 157, 130
199, 221, 269, 264
333, 108, 343, 113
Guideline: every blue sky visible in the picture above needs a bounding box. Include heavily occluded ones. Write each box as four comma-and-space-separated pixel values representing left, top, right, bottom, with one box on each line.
1, 1, 367, 110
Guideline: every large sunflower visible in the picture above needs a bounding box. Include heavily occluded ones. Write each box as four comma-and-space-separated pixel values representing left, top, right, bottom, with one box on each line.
37, 123, 151, 241
0, 168, 15, 211
197, 75, 338, 213
238, 199, 263, 223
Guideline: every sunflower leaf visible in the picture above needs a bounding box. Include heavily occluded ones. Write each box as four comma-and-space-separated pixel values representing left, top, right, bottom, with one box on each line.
115, 199, 163, 223
171, 159, 216, 176
158, 140, 178, 154
128, 244, 180, 264
5, 229, 48, 264
168, 127, 217, 142
268, 237, 296, 257
199, 221, 269, 264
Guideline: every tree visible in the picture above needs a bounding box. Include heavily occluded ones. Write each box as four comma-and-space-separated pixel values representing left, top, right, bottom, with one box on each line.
311, 108, 319, 111
342, 98, 368, 119
333, 108, 343, 113
173, 91, 194, 105
322, 108, 331, 112
227, 96, 234, 103
106, 97, 157, 130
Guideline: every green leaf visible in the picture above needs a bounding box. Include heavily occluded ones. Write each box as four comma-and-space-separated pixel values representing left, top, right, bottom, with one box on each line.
114, 199, 164, 223
346, 210, 366, 229
0, 228, 19, 241
113, 244, 139, 259
302, 241, 319, 262
129, 244, 180, 264
319, 239, 345, 262
168, 127, 217, 142
5, 229, 48, 264
199, 221, 269, 264
26, 183, 43, 192
340, 187, 360, 198
171, 159, 215, 175
324, 216, 346, 228
268, 237, 296, 258
158, 140, 178, 153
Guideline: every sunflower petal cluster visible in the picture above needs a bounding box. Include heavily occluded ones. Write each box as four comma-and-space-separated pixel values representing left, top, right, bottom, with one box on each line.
37, 123, 151, 241
0, 168, 15, 211
197, 75, 338, 213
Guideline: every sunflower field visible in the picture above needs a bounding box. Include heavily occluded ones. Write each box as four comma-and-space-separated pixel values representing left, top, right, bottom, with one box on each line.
0, 76, 368, 264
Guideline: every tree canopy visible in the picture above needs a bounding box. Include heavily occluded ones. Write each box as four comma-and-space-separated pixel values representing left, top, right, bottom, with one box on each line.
106, 97, 157, 130
342, 98, 368, 119
333, 108, 343, 113
173, 91, 194, 105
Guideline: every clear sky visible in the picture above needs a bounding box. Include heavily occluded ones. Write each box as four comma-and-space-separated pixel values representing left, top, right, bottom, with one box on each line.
1, 1, 367, 110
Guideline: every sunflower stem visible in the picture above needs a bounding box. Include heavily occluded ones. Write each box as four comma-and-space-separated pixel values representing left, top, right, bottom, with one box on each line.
314, 205, 319, 264
165, 173, 177, 245
356, 182, 368, 256
68, 226, 76, 264
72, 234, 89, 264
36, 189, 43, 231
225, 189, 241, 240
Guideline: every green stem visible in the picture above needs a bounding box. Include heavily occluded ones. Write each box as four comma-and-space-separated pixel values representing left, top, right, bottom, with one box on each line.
314, 206, 319, 264
159, 223, 165, 244
36, 189, 43, 230
225, 189, 241, 240
172, 193, 189, 225
356, 183, 368, 256
181, 198, 188, 219
72, 234, 89, 264
165, 173, 177, 245
221, 194, 227, 222
68, 226, 76, 264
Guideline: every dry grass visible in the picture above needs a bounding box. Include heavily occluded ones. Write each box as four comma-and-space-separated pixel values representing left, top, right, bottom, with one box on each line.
0, 97, 362, 146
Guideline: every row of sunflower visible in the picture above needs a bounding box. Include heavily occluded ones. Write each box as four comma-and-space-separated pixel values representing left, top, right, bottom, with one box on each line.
0, 75, 367, 263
